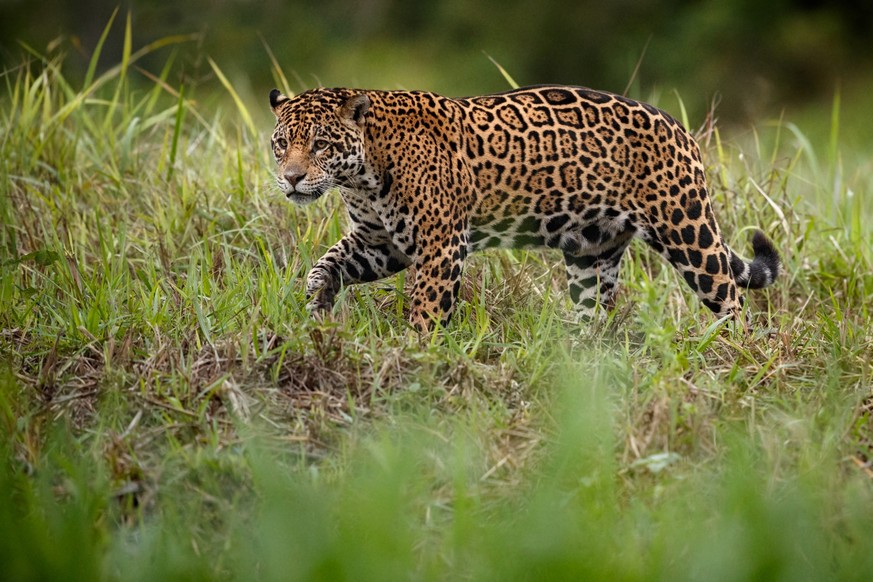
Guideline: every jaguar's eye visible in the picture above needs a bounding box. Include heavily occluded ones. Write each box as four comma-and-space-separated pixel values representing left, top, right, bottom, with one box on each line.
313, 139, 330, 152
276, 137, 288, 150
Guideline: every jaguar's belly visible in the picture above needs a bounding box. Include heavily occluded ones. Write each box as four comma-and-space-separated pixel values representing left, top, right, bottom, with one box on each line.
468, 202, 637, 254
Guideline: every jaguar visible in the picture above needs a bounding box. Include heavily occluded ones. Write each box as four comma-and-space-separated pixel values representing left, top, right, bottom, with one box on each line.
268, 85, 781, 331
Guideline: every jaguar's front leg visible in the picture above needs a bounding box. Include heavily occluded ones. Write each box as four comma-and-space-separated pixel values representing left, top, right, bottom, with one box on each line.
306, 230, 411, 314
408, 233, 467, 332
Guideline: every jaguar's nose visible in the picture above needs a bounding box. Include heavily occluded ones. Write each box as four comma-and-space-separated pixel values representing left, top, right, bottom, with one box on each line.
284, 170, 305, 188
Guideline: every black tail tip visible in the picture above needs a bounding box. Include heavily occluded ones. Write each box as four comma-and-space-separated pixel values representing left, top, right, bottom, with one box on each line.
751, 230, 782, 275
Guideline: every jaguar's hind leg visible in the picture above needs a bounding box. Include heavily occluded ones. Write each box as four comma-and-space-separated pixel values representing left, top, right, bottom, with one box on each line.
563, 237, 632, 321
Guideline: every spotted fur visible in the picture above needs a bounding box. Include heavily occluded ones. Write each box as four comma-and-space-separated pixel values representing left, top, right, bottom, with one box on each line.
268, 86, 781, 330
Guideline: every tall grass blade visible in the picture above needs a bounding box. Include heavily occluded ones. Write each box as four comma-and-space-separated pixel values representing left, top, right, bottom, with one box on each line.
103, 11, 134, 129
828, 87, 841, 172
166, 83, 185, 182
484, 52, 519, 89
260, 34, 293, 97
672, 90, 690, 129
623, 34, 652, 96
209, 57, 257, 137
121, 11, 133, 83
83, 6, 118, 90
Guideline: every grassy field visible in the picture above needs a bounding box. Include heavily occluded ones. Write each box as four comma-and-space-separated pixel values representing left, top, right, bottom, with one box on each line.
2, 28, 872, 581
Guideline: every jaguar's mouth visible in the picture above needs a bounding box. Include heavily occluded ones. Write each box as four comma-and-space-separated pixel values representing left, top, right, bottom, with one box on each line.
285, 191, 322, 205
284, 185, 329, 205
279, 176, 333, 204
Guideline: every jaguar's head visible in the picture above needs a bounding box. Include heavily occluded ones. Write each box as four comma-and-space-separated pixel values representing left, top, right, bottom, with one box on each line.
268, 88, 370, 204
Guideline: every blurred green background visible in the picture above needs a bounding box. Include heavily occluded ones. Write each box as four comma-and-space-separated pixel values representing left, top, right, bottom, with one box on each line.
2, 0, 872, 127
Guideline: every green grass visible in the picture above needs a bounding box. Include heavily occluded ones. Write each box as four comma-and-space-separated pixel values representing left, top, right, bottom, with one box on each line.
2, 30, 872, 581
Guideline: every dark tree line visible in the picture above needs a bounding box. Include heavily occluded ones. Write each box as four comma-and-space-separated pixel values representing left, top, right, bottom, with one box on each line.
2, 0, 871, 120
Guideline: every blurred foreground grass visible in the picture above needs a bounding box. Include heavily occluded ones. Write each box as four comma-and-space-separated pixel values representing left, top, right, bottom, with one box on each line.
1, 23, 872, 581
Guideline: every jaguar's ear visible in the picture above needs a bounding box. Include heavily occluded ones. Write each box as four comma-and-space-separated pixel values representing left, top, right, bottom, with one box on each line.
338, 94, 371, 127
269, 89, 289, 112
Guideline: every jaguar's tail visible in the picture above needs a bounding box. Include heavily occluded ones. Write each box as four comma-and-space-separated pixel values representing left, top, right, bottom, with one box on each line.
729, 230, 781, 289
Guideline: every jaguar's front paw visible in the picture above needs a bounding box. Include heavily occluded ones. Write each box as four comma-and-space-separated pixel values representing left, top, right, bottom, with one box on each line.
305, 268, 337, 314
306, 293, 335, 315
